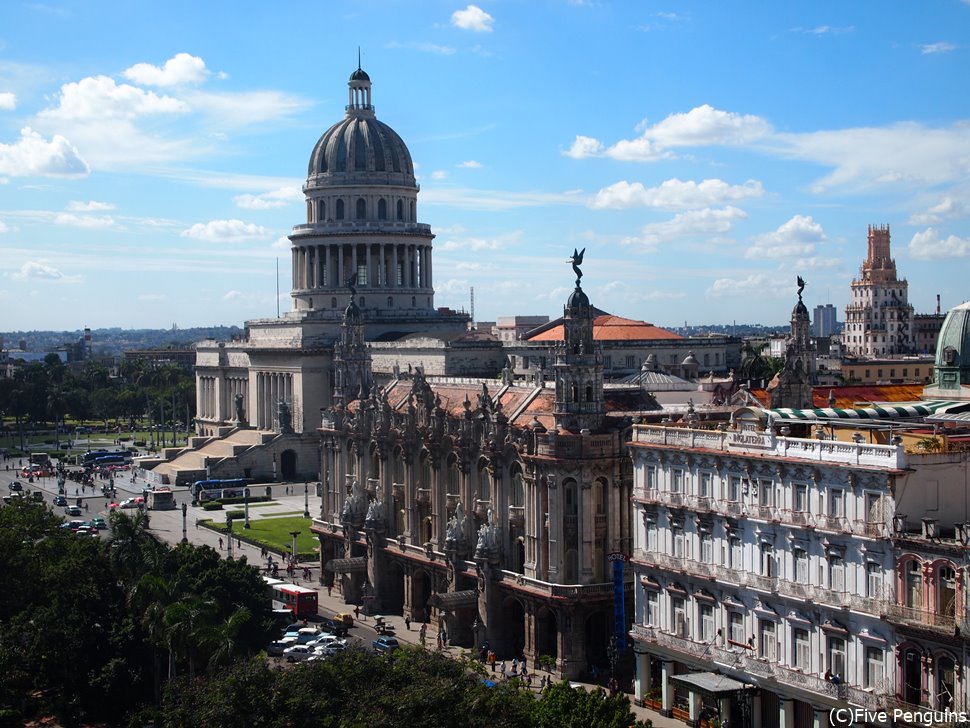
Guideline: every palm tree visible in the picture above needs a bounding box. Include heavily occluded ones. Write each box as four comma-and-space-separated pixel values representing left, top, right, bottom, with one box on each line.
164, 596, 217, 678
132, 573, 181, 700
108, 509, 154, 584
204, 605, 252, 671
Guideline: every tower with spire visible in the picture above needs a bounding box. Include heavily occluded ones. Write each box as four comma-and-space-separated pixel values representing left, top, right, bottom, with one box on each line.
768, 276, 816, 409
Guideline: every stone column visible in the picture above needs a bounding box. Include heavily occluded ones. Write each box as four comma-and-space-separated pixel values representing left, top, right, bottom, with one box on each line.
426, 245, 432, 291
718, 697, 731, 726
661, 660, 674, 716
391, 244, 399, 289
325, 245, 333, 289
546, 476, 559, 579
812, 706, 827, 728
352, 244, 358, 286
779, 696, 794, 728
634, 650, 648, 703
688, 688, 702, 725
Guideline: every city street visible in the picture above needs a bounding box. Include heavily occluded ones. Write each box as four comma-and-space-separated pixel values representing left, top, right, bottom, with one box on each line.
0, 454, 677, 727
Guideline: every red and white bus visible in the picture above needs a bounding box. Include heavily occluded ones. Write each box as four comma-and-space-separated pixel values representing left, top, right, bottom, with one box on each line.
263, 576, 318, 619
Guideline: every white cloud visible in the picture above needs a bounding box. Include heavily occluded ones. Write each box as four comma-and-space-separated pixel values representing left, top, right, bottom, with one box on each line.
123, 53, 209, 86
623, 206, 747, 247
386, 41, 457, 55
12, 260, 69, 280
272, 236, 290, 249
458, 160, 482, 168
439, 230, 521, 252
791, 25, 854, 35
452, 5, 494, 32
0, 220, 8, 233
909, 228, 970, 259
40, 75, 188, 121
0, 92, 15, 110
745, 215, 826, 259
909, 196, 970, 224
54, 212, 115, 229
181, 219, 269, 242
181, 89, 309, 128
706, 274, 790, 299
0, 127, 89, 177
137, 293, 168, 301
563, 135, 605, 159
591, 178, 764, 210
233, 186, 303, 209
66, 200, 115, 212
921, 41, 957, 55
431, 170, 448, 180
602, 105, 772, 162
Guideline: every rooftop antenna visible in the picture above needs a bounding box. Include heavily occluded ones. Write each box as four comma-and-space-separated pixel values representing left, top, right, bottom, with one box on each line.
358, 46, 362, 70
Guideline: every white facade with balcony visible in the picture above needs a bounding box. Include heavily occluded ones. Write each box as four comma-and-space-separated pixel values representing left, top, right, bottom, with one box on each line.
628, 419, 901, 727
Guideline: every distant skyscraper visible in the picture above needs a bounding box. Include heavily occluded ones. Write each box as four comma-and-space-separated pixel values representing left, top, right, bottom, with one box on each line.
843, 225, 914, 357
812, 303, 838, 337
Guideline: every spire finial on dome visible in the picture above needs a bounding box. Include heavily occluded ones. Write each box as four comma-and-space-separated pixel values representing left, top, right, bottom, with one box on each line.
358, 46, 361, 70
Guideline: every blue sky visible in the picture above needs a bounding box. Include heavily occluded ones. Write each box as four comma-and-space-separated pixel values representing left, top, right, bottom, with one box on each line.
1, 1, 969, 332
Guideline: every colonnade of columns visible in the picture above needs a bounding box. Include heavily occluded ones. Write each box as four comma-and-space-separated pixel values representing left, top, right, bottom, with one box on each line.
197, 375, 220, 420
291, 242, 432, 293
255, 371, 294, 430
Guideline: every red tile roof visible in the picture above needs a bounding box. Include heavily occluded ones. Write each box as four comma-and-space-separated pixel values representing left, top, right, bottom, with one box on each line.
526, 314, 682, 343
812, 384, 926, 409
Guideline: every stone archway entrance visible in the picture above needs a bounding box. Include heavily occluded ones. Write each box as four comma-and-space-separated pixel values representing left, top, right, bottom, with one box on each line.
536, 606, 559, 662
280, 449, 297, 480
501, 596, 526, 659
584, 610, 611, 671
383, 560, 405, 615
411, 569, 433, 623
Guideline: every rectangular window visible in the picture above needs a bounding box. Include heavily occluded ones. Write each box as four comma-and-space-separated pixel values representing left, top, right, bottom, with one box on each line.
828, 637, 846, 677
672, 528, 686, 559
625, 355, 635, 369
730, 537, 742, 570
829, 555, 845, 592
603, 355, 612, 369
866, 562, 882, 598
356, 263, 368, 286
730, 612, 745, 644
700, 532, 714, 564
865, 493, 882, 523
671, 469, 683, 493
645, 466, 657, 491
645, 590, 659, 626
699, 472, 712, 498
829, 489, 845, 517
865, 646, 884, 689
672, 597, 687, 636
759, 480, 774, 507
728, 477, 741, 502
794, 628, 811, 670
700, 604, 715, 642
395, 262, 404, 285
646, 522, 658, 552
794, 484, 808, 513
794, 548, 809, 584
759, 620, 777, 661
760, 543, 775, 577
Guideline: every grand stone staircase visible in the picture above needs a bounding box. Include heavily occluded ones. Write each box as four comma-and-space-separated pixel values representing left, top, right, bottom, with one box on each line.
143, 428, 283, 486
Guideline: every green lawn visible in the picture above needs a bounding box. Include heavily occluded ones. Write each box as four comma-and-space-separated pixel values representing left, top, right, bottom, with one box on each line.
206, 514, 318, 559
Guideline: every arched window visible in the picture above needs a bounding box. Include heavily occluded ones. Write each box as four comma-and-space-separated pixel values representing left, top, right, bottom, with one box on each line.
318, 199, 326, 221
396, 199, 404, 220
392, 449, 405, 484
937, 655, 956, 709
360, 297, 365, 307
387, 297, 393, 308
410, 201, 415, 219
306, 200, 312, 223
420, 453, 432, 489
511, 467, 524, 507
378, 199, 387, 220
593, 479, 605, 515
905, 559, 923, 609
564, 480, 578, 517
356, 198, 366, 219
370, 446, 380, 484
478, 461, 490, 502
331, 297, 337, 308
447, 456, 460, 495
937, 564, 957, 617
336, 199, 345, 220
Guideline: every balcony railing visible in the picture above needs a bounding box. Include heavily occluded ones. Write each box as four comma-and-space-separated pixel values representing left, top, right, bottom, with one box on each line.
751, 504, 780, 521
817, 515, 850, 533
885, 604, 957, 631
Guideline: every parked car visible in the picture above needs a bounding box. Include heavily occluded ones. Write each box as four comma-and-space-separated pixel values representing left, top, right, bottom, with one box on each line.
65, 505, 83, 517
118, 497, 143, 509
372, 636, 400, 654
75, 525, 98, 538
307, 634, 343, 650
53, 495, 68, 507
8, 481, 23, 492
319, 617, 349, 637
335, 612, 355, 627
266, 638, 297, 656
283, 644, 315, 662
295, 628, 322, 645
30, 491, 44, 502
3, 492, 24, 504
90, 517, 107, 530
316, 641, 348, 658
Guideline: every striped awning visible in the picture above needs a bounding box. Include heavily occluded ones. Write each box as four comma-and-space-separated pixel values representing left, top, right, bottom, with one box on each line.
769, 400, 968, 422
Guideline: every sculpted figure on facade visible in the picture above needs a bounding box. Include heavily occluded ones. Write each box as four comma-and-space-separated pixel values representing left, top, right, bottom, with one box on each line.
341, 479, 367, 527
365, 486, 385, 529
234, 393, 247, 424
446, 500, 465, 548
475, 506, 499, 559
278, 399, 293, 434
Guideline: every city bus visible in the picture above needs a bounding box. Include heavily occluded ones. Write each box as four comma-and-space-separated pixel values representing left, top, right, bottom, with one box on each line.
82, 450, 114, 465
263, 577, 318, 619
193, 478, 250, 502
93, 454, 131, 467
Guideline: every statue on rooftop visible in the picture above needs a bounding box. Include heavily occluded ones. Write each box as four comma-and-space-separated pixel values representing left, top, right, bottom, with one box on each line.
797, 275, 806, 301
569, 247, 586, 286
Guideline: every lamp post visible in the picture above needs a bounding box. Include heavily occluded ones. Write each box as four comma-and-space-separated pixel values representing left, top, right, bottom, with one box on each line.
303, 481, 310, 518
244, 487, 251, 528
181, 502, 188, 543
227, 514, 234, 559
289, 530, 301, 578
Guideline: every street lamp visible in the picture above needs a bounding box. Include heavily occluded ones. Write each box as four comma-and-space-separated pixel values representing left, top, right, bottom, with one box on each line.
244, 487, 251, 528
289, 530, 301, 577
304, 481, 310, 518
227, 515, 234, 559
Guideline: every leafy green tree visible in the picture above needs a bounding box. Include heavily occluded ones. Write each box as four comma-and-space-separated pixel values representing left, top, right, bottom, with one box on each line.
530, 681, 650, 728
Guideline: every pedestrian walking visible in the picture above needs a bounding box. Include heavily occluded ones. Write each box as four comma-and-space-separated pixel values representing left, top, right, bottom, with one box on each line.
419, 623, 427, 647
327, 583, 333, 597
500, 662, 506, 679
436, 633, 443, 651
404, 615, 411, 631
218, 537, 224, 550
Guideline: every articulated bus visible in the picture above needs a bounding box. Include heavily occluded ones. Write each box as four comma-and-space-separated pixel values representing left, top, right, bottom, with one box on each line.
263, 576, 318, 619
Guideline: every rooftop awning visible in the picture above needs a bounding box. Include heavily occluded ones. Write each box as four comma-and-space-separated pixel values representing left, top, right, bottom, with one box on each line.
671, 672, 752, 695
769, 400, 968, 422
429, 590, 478, 611
324, 556, 367, 573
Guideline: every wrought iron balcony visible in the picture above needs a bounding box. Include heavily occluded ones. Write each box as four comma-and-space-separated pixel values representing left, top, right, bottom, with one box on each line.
885, 604, 956, 632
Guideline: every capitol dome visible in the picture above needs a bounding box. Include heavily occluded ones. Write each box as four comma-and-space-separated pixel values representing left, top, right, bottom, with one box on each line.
306, 65, 415, 187
924, 300, 970, 400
